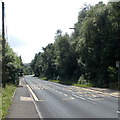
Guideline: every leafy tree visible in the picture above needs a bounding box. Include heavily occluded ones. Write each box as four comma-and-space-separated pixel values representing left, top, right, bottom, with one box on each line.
0, 36, 24, 87
30, 2, 120, 89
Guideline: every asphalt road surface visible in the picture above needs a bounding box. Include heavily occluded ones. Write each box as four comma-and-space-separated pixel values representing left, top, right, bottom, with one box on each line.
24, 75, 119, 119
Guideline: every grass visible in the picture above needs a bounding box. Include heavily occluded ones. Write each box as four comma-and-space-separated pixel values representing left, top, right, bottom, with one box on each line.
72, 83, 91, 88
39, 77, 48, 80
0, 84, 16, 119
48, 80, 59, 83
38, 77, 92, 87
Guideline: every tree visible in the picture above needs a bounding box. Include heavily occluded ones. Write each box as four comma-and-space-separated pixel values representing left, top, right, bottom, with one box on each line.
30, 2, 120, 89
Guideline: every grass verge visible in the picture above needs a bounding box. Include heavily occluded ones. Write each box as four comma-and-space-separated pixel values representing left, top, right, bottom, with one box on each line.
72, 83, 91, 88
0, 84, 16, 119
48, 80, 59, 83
38, 77, 92, 87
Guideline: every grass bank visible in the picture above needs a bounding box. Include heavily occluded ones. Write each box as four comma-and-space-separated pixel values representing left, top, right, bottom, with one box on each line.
39, 77, 91, 88
0, 84, 16, 119
72, 83, 91, 88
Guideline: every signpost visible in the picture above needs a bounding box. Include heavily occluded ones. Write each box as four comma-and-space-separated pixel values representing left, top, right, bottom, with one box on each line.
116, 61, 120, 119
116, 61, 120, 90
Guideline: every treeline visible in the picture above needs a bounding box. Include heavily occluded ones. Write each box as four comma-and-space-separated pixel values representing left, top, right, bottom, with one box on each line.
0, 36, 24, 87
30, 2, 120, 89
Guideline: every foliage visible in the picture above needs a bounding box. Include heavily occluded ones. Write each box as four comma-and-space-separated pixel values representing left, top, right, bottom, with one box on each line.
1, 84, 16, 118
73, 84, 91, 88
77, 75, 88, 85
30, 2, 120, 89
23, 63, 33, 75
4, 44, 24, 85
0, 36, 24, 87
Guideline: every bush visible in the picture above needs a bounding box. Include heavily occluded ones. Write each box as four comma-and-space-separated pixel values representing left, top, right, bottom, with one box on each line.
77, 75, 88, 85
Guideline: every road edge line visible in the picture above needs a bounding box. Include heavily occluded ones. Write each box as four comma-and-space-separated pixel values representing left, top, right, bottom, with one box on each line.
27, 85, 39, 101
29, 93, 43, 119
26, 85, 43, 119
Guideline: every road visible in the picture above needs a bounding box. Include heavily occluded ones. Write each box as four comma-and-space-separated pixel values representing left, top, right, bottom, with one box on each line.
25, 75, 118, 119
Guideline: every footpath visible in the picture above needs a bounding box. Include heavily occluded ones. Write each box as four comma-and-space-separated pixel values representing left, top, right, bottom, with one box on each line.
6, 77, 40, 119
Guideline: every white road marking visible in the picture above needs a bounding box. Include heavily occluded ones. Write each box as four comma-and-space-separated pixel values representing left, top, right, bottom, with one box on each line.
62, 97, 74, 100
29, 93, 43, 119
64, 94, 67, 96
27, 85, 39, 101
70, 97, 75, 99
20, 96, 32, 101
59, 92, 62, 94
73, 94, 85, 100
87, 97, 94, 100
117, 110, 120, 113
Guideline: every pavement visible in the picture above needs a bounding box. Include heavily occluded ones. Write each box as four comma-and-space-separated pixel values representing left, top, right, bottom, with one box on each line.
6, 77, 40, 119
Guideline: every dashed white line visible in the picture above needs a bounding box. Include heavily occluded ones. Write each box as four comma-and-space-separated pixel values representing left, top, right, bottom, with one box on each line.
70, 97, 75, 99
117, 110, 120, 113
87, 97, 94, 100
64, 94, 68, 96
73, 94, 85, 100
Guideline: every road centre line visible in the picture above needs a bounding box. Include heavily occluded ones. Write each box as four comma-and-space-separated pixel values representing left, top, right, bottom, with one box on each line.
27, 85, 39, 101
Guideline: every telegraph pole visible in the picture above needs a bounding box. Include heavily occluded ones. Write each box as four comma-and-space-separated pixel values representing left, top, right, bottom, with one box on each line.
2, 2, 6, 88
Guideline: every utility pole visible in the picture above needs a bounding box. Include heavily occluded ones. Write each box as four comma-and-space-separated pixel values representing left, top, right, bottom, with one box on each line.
2, 2, 6, 88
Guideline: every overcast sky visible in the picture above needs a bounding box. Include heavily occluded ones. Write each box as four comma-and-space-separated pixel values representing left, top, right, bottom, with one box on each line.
1, 0, 109, 63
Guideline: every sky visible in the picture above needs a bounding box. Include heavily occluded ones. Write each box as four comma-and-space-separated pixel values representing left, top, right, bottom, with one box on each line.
0, 0, 109, 63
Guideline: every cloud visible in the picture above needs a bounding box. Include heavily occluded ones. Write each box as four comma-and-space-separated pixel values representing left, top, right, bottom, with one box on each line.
4, 0, 109, 63
8, 35, 26, 48
108, 0, 120, 2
